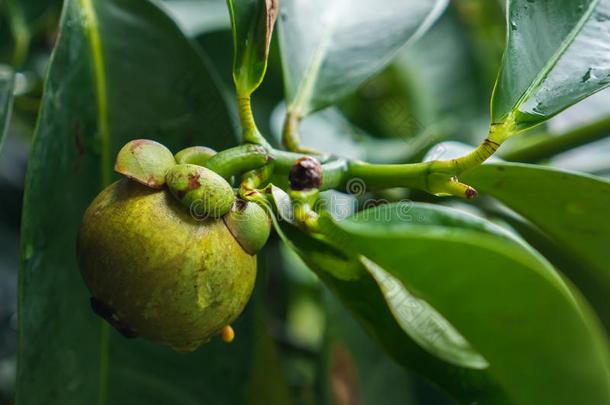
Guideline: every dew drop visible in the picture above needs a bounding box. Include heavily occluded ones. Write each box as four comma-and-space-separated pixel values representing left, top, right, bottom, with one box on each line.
510, 21, 517, 31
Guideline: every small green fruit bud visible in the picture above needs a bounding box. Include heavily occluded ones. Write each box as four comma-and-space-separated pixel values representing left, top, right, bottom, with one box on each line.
77, 179, 256, 351
114, 139, 176, 188
166, 164, 235, 218
175, 146, 217, 165
223, 200, 271, 255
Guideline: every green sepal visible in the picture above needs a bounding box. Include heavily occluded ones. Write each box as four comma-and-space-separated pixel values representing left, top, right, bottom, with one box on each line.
114, 139, 176, 189
175, 146, 217, 165
223, 199, 271, 255
166, 163, 236, 218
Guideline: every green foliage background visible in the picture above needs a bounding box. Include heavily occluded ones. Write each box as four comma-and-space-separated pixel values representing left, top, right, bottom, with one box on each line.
0, 0, 609, 404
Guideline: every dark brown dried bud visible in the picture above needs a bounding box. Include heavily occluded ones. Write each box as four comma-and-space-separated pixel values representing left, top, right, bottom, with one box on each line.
289, 157, 322, 190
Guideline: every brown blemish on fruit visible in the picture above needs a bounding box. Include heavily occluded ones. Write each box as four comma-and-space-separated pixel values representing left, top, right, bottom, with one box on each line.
187, 174, 201, 191
90, 297, 137, 338
176, 173, 202, 200
234, 198, 248, 211
129, 139, 152, 151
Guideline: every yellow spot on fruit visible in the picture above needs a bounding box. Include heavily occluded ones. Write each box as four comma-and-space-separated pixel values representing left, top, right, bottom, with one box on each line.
220, 325, 235, 343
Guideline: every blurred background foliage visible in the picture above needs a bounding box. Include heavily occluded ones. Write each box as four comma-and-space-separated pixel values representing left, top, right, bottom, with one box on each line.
1, 0, 609, 404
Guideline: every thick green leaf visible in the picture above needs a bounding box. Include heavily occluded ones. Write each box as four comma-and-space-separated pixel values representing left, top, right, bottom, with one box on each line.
277, 0, 448, 117
269, 193, 488, 373
17, 0, 260, 404
317, 203, 610, 405
362, 257, 488, 370
0, 65, 15, 153
227, 0, 278, 96
267, 195, 505, 404
492, 0, 610, 130
463, 162, 610, 329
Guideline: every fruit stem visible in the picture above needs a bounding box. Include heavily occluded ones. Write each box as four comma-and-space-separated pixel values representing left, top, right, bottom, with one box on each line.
239, 165, 274, 198
205, 144, 270, 179
289, 189, 321, 232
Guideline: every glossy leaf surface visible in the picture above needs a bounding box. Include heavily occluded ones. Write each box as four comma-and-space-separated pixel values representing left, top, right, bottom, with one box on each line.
492, 0, 610, 130
268, 195, 504, 404
464, 162, 610, 328
277, 0, 448, 117
227, 0, 278, 96
317, 203, 610, 405
17, 0, 258, 404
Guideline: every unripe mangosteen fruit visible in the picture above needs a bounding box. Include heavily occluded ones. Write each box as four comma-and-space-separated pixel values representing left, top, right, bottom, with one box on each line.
77, 178, 256, 352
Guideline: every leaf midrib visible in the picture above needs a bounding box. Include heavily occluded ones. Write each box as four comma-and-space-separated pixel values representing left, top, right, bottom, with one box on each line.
78, 0, 112, 404
511, 0, 600, 115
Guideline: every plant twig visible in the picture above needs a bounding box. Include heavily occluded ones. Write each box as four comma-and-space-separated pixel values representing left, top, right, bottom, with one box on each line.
501, 116, 610, 163
213, 118, 517, 199
204, 144, 270, 179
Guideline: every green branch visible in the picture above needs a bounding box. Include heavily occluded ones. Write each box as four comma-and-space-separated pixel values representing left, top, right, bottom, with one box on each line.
204, 144, 270, 179
206, 118, 519, 200
501, 116, 610, 162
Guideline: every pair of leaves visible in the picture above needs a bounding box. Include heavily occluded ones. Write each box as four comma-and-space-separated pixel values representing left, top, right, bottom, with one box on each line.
492, 0, 610, 131
18, 0, 285, 404
464, 162, 610, 329
268, 186, 610, 404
